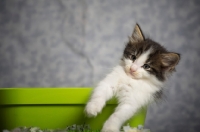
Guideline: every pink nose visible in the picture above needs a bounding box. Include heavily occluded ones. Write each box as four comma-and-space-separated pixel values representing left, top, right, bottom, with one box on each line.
130, 64, 138, 72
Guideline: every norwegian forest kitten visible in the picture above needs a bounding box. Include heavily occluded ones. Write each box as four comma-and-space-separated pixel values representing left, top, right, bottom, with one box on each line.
85, 24, 180, 132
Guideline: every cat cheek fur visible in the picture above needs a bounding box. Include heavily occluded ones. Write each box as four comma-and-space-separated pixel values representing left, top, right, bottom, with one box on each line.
140, 70, 151, 78
121, 58, 132, 74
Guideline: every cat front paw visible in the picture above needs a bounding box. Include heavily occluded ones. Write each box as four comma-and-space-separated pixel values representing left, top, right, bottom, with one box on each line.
101, 126, 120, 132
101, 119, 120, 132
85, 101, 104, 117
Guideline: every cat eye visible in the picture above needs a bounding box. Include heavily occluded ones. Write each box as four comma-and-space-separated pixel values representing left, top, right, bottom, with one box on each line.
143, 64, 150, 70
131, 55, 136, 61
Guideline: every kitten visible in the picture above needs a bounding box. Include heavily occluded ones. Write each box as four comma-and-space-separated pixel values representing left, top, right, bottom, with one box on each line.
85, 24, 180, 132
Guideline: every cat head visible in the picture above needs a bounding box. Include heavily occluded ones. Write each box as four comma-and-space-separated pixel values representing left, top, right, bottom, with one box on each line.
121, 24, 180, 83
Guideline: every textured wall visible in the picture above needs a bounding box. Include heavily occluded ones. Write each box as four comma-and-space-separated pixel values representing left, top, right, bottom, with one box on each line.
0, 0, 200, 132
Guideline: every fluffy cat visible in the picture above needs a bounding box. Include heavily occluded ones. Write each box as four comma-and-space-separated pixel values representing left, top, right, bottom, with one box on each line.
85, 24, 180, 132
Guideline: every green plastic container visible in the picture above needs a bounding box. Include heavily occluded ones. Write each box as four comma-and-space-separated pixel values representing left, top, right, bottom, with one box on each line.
0, 88, 147, 131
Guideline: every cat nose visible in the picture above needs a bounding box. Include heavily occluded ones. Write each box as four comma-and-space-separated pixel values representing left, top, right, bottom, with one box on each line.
130, 64, 138, 72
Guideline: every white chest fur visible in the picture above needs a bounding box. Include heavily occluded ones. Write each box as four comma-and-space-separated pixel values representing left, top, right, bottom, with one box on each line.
85, 65, 163, 132
107, 65, 162, 105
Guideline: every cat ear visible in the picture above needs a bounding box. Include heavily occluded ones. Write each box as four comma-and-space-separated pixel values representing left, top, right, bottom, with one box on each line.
129, 23, 145, 43
161, 52, 180, 71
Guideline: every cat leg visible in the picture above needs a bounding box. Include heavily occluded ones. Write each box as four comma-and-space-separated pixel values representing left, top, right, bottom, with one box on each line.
101, 103, 138, 132
85, 83, 114, 117
101, 84, 140, 132
85, 66, 120, 117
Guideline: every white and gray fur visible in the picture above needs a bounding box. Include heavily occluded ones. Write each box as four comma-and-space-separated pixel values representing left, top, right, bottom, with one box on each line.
85, 24, 180, 132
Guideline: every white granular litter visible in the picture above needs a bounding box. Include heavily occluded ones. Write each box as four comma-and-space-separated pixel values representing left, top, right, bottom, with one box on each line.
3, 124, 150, 132
123, 124, 150, 132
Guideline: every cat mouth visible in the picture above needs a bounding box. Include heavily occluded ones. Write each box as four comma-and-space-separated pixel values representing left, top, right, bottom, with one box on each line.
124, 67, 141, 79
129, 71, 141, 79
127, 71, 136, 78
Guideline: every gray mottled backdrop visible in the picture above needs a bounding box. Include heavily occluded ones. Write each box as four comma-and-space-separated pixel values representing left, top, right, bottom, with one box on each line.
0, 0, 200, 132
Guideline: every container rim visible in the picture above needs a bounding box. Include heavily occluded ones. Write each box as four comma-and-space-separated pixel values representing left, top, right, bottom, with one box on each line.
0, 88, 117, 105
